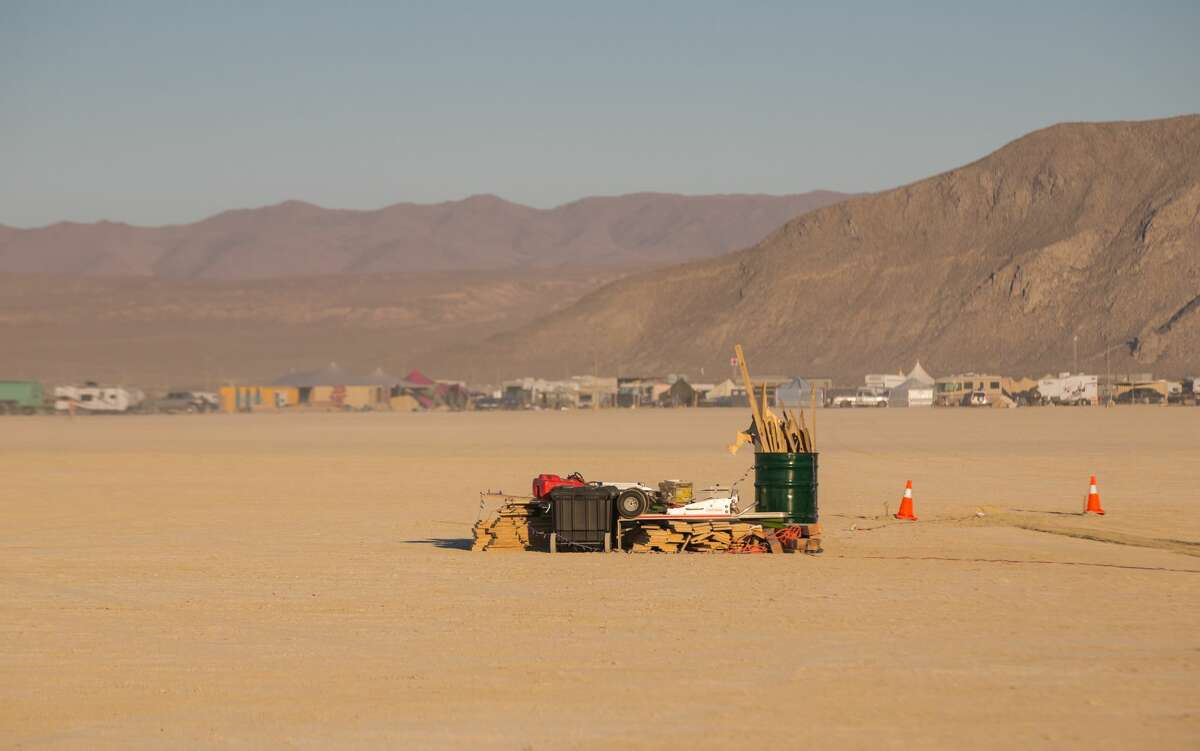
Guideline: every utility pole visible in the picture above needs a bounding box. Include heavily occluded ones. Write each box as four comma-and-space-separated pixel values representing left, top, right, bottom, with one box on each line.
1072, 335, 1079, 374
1104, 327, 1112, 407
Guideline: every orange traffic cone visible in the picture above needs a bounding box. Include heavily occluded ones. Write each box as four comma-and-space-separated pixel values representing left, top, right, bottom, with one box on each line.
895, 480, 918, 520
1084, 475, 1105, 515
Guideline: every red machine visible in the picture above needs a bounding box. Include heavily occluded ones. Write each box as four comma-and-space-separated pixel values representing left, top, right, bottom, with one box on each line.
533, 472, 586, 499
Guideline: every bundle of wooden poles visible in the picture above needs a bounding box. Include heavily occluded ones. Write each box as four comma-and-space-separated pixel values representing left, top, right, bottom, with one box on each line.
731, 344, 815, 454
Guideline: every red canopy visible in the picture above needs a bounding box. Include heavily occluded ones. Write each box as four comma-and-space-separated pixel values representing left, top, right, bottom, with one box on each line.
405, 369, 435, 386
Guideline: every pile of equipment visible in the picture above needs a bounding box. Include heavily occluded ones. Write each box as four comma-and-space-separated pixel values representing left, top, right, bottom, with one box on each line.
472, 345, 823, 555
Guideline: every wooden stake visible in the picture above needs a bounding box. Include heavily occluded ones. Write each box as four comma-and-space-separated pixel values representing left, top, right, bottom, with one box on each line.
761, 383, 777, 452
735, 345, 766, 451
810, 387, 817, 450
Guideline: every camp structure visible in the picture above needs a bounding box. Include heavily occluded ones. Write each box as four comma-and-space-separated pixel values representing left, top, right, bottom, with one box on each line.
501, 376, 617, 410
274, 363, 390, 410
888, 378, 934, 407
865, 373, 906, 390
904, 361, 935, 387
398, 369, 470, 410
888, 362, 935, 407
220, 363, 390, 413
934, 373, 1017, 408
775, 377, 829, 409
661, 377, 697, 407
218, 385, 300, 413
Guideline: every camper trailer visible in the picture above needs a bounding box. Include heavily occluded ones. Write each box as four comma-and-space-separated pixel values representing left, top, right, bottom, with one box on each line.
54, 384, 146, 414
1036, 373, 1098, 406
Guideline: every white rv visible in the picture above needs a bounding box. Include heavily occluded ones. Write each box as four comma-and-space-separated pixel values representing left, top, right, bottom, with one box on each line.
865, 373, 906, 390
1036, 373, 1098, 406
54, 384, 146, 413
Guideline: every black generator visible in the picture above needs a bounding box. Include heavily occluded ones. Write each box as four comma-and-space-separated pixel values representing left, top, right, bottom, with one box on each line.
547, 484, 618, 552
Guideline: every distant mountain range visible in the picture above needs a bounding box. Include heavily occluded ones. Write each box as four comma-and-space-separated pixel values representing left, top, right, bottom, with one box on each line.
4, 116, 1197, 387
0, 192, 850, 279
443, 115, 1200, 381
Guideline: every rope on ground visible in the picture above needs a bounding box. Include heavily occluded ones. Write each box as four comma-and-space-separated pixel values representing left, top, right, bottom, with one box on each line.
837, 554, 1200, 574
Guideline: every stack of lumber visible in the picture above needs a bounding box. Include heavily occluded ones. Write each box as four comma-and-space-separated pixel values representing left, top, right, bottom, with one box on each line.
472, 494, 551, 552
629, 519, 769, 553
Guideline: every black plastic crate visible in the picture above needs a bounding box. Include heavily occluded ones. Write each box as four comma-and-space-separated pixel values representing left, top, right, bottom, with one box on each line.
550, 485, 616, 546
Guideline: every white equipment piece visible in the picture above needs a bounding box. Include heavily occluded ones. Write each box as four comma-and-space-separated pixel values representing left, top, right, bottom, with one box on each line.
666, 498, 734, 516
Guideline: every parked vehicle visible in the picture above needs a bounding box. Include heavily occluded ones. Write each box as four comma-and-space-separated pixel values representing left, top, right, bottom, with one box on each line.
1114, 387, 1165, 405
831, 387, 889, 408
143, 391, 215, 414
967, 391, 990, 407
472, 396, 503, 411
0, 380, 43, 415
54, 384, 145, 414
1036, 373, 1098, 405
1182, 378, 1200, 406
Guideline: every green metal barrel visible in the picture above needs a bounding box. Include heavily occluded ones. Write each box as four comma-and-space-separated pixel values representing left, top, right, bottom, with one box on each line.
753, 452, 819, 523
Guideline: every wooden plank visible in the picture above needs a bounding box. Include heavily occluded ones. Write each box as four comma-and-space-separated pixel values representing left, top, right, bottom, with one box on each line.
810, 387, 817, 450
735, 344, 767, 451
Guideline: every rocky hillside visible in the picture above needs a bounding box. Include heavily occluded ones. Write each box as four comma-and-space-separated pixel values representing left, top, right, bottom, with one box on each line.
449, 116, 1200, 381
0, 192, 848, 279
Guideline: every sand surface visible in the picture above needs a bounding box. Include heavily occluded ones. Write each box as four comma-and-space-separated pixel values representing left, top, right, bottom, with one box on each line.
2, 407, 1197, 749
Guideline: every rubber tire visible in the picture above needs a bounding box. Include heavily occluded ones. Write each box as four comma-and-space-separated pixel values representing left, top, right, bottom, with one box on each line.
616, 488, 649, 519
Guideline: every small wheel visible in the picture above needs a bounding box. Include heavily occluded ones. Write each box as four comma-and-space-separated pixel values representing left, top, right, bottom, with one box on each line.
549, 533, 557, 554
617, 488, 649, 519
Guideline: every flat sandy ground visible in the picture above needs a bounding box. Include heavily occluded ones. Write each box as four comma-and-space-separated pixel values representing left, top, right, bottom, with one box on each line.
2, 407, 1197, 749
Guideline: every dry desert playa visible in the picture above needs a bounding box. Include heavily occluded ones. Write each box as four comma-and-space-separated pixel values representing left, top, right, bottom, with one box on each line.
2, 407, 1198, 749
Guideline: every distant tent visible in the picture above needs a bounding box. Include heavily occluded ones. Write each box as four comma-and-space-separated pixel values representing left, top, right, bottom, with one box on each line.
665, 378, 696, 407
404, 369, 435, 386
776, 377, 825, 408
905, 361, 935, 387
435, 382, 469, 410
888, 377, 935, 407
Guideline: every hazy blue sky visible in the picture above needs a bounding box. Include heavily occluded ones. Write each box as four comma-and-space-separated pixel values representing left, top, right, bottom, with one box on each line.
2, 1, 1197, 227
